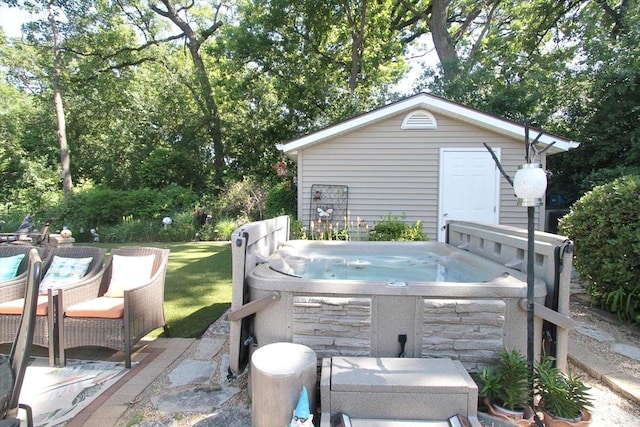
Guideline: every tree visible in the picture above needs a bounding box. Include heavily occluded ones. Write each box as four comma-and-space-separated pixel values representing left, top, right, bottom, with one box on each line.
547, 0, 640, 203
47, 0, 72, 197
4, 0, 77, 197
149, 0, 226, 190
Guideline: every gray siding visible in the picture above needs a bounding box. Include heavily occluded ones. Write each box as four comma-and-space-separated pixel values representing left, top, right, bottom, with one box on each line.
297, 110, 543, 240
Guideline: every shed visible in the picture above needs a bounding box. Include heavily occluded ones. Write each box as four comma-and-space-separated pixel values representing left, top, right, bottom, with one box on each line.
279, 93, 579, 241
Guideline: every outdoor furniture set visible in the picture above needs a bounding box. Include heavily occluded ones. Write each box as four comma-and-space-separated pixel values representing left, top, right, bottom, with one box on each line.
0, 245, 170, 368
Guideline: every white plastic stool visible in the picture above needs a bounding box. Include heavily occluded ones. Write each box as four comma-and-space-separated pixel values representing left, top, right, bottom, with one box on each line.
251, 342, 317, 427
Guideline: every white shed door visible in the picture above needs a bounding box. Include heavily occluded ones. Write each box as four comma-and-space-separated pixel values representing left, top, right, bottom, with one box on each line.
439, 148, 500, 241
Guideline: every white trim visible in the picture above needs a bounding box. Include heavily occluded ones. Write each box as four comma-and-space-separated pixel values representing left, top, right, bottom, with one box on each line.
280, 93, 579, 155
401, 109, 437, 129
438, 147, 501, 241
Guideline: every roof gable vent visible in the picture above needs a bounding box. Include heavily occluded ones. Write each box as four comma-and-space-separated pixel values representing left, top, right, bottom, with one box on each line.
401, 109, 437, 129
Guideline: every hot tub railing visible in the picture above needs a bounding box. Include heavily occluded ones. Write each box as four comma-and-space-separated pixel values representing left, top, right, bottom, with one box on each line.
446, 220, 574, 370
229, 215, 290, 375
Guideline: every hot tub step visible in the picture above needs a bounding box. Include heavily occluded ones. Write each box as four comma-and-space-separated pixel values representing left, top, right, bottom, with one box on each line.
350, 419, 451, 427
320, 357, 480, 427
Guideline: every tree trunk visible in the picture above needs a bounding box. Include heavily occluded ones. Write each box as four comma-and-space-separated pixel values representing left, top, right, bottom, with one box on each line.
429, 0, 459, 81
152, 1, 225, 190
346, 1, 367, 95
187, 42, 224, 190
49, 0, 72, 197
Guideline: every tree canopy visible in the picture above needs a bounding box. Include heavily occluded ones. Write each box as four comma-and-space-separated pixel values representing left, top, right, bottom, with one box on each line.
1, 0, 638, 210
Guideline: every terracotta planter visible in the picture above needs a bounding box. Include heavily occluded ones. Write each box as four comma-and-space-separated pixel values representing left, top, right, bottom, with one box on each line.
485, 398, 534, 427
542, 409, 591, 426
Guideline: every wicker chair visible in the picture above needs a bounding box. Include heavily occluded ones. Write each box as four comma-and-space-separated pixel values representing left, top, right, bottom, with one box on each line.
58, 247, 170, 368
0, 246, 105, 366
0, 248, 42, 427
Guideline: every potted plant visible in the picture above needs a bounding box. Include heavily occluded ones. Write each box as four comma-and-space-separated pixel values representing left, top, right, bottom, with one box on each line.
535, 356, 593, 426
479, 348, 533, 425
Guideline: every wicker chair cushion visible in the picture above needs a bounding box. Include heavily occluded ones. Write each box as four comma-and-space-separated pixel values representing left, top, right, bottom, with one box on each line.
104, 254, 155, 297
0, 295, 49, 315
0, 254, 26, 282
65, 296, 124, 319
40, 256, 93, 292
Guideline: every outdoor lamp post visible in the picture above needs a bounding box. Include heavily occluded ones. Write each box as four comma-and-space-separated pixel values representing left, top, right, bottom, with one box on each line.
514, 163, 547, 207
513, 161, 547, 416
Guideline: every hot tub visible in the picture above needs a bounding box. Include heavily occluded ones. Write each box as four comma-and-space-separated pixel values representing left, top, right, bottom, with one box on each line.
229, 218, 548, 375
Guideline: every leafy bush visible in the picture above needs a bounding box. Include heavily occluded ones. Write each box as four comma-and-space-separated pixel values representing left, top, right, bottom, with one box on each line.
99, 213, 194, 243
559, 175, 640, 322
58, 182, 198, 229
265, 181, 297, 219
214, 177, 267, 222
368, 213, 428, 241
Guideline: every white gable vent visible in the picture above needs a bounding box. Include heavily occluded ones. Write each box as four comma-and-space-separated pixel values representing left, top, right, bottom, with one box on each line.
401, 109, 438, 129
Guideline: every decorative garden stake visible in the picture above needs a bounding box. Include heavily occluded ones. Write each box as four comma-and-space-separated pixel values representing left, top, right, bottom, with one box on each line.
162, 216, 172, 229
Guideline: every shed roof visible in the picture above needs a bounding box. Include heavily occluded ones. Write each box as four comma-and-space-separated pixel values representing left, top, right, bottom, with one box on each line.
279, 92, 580, 156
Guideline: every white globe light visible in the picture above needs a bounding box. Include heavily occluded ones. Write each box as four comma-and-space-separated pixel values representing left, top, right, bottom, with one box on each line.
513, 163, 547, 207
162, 217, 172, 225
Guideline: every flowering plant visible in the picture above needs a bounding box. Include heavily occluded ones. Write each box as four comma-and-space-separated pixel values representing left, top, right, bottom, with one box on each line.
273, 161, 287, 178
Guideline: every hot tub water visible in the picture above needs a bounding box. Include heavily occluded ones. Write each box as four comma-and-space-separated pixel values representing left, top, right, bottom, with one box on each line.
274, 249, 492, 282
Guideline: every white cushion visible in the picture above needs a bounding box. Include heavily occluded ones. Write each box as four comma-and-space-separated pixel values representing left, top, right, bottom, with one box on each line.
40, 256, 93, 292
105, 254, 155, 297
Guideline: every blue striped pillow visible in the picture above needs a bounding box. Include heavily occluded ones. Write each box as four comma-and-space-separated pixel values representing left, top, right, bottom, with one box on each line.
40, 256, 93, 292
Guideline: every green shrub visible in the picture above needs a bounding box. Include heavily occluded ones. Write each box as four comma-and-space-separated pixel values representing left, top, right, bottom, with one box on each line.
214, 177, 267, 222
368, 213, 428, 241
559, 175, 640, 322
290, 219, 307, 239
214, 218, 238, 241
99, 213, 194, 243
58, 183, 198, 229
265, 181, 297, 219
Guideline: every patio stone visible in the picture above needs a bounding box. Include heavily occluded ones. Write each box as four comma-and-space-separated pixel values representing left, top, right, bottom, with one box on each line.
168, 359, 216, 387
574, 322, 616, 342
194, 337, 225, 360
611, 343, 640, 361
191, 407, 251, 427
134, 418, 178, 427
151, 386, 241, 414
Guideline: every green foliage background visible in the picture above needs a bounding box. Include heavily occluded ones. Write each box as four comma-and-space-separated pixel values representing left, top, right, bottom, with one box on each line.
2, 0, 640, 324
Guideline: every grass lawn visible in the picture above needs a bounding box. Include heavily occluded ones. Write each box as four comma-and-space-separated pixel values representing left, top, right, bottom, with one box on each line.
92, 241, 232, 338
